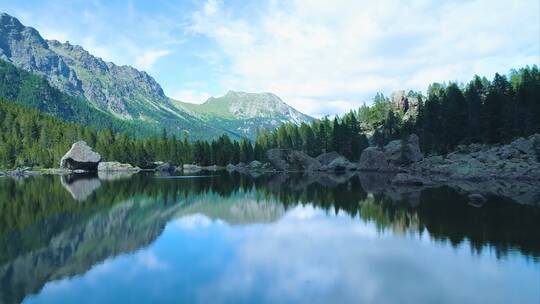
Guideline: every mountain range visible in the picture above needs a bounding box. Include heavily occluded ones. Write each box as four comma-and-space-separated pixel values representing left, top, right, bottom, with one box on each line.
0, 12, 312, 140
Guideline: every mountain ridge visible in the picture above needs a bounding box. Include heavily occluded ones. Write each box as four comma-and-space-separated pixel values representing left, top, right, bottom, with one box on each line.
0, 12, 312, 140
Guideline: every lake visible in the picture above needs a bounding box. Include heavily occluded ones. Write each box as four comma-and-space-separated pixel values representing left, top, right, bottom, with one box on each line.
0, 172, 539, 303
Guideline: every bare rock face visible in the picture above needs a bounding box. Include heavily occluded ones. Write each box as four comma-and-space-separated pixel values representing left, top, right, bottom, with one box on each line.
266, 149, 321, 171
60, 141, 101, 171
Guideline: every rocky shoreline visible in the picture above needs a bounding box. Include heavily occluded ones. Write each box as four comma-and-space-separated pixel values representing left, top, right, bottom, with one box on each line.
2, 135, 539, 204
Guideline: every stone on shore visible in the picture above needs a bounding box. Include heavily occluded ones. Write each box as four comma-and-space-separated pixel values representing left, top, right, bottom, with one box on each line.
358, 147, 392, 171
155, 162, 175, 172
98, 161, 141, 172
266, 149, 321, 171
60, 141, 101, 171
183, 164, 202, 173
384, 134, 423, 165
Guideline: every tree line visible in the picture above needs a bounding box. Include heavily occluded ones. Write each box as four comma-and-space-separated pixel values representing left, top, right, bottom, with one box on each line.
0, 66, 538, 169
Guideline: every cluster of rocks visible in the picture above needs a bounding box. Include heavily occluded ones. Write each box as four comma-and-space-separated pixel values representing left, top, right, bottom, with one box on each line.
59, 141, 182, 174
264, 149, 357, 172
358, 134, 423, 171
407, 134, 540, 183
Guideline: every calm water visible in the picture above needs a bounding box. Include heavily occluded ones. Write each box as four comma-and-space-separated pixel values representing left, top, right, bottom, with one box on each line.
0, 172, 539, 304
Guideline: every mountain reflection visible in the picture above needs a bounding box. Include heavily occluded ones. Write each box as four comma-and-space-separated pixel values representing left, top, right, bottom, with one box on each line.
0, 172, 539, 303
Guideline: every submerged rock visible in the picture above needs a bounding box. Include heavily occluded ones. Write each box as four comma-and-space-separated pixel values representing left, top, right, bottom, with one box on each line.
60, 141, 101, 171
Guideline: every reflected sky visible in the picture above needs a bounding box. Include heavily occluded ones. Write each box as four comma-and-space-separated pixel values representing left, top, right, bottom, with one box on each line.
24, 204, 539, 304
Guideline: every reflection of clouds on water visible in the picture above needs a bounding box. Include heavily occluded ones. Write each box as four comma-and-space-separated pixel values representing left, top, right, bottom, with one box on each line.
174, 214, 222, 230
24, 204, 539, 304
194, 205, 536, 304
136, 250, 168, 271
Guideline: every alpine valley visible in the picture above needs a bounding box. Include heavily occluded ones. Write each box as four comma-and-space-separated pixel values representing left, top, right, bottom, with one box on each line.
0, 13, 312, 140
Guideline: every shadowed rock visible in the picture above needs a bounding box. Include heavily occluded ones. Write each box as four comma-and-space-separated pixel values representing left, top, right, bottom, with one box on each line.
60, 141, 101, 171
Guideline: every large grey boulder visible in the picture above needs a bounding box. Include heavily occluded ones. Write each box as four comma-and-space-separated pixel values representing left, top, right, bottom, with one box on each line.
266, 149, 321, 171
358, 147, 392, 171
60, 141, 101, 171
384, 134, 423, 165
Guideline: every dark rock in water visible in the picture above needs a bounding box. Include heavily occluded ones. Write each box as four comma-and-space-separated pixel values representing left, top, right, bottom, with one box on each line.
266, 149, 321, 171
468, 193, 487, 207
155, 162, 175, 172
60, 141, 101, 171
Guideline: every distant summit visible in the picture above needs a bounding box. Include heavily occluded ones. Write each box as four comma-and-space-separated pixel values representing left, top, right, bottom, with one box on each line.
174, 91, 313, 138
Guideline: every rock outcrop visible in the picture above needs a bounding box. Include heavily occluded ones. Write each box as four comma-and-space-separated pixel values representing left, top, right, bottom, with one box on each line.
266, 149, 321, 171
411, 134, 540, 181
60, 141, 101, 171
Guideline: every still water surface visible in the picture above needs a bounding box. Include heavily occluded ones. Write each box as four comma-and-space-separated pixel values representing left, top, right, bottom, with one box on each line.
0, 172, 538, 303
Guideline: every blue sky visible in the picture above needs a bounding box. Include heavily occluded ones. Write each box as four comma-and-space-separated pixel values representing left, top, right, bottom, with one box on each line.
1, 0, 539, 117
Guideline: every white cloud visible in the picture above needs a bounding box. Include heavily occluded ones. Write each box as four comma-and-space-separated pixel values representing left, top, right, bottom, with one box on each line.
134, 49, 171, 71
171, 89, 212, 104
190, 0, 540, 116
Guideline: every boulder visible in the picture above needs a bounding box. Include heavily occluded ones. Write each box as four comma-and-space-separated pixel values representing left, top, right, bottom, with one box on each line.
249, 160, 263, 170
326, 156, 356, 171
266, 149, 321, 171
98, 161, 140, 172
384, 134, 423, 165
204, 165, 218, 171
316, 151, 342, 166
155, 162, 175, 172
358, 147, 392, 171
60, 141, 101, 171
183, 164, 202, 173
226, 164, 236, 171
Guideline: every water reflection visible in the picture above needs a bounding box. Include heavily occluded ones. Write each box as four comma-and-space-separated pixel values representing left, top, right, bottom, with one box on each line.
0, 172, 538, 303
